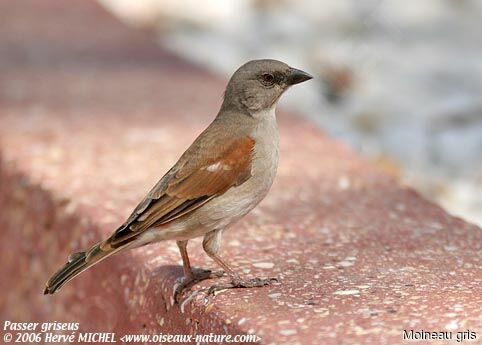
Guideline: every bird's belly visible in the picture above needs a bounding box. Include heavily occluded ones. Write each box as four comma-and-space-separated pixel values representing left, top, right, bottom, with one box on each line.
205, 171, 275, 225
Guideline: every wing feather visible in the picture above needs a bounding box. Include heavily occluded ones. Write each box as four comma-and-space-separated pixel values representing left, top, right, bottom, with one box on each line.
108, 135, 254, 247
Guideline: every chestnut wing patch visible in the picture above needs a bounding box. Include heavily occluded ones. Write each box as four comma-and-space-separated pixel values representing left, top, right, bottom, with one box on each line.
167, 137, 254, 198
108, 136, 254, 246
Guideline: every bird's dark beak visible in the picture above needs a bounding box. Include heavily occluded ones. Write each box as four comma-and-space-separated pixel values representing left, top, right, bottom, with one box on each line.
287, 68, 313, 85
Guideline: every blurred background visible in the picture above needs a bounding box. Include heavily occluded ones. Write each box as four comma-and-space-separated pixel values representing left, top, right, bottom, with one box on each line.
99, 0, 482, 226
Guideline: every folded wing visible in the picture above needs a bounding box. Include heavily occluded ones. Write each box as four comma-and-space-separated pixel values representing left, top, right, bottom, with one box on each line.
106, 134, 255, 248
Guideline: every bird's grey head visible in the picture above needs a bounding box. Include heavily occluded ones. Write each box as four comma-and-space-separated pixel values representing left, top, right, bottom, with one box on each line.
221, 59, 313, 116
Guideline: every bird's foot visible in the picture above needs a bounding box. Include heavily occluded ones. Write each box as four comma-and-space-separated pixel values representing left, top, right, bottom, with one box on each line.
206, 276, 278, 296
177, 276, 278, 308
173, 268, 224, 303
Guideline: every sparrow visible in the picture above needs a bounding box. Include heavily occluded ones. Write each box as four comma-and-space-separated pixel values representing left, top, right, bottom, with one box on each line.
44, 59, 313, 298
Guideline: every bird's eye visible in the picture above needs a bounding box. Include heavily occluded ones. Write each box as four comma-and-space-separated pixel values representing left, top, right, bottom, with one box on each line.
261, 73, 275, 85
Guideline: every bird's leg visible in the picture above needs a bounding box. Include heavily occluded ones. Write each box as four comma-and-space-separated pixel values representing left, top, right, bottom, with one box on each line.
202, 230, 277, 295
173, 240, 223, 302
177, 240, 194, 279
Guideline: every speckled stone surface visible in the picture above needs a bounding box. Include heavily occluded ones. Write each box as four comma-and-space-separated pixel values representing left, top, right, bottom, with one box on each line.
0, 1, 481, 344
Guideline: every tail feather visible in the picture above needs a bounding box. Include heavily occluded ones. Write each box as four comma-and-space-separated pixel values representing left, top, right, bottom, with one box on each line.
43, 243, 115, 295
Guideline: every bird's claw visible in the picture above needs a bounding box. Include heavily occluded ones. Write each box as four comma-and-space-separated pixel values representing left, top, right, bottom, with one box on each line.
206, 276, 278, 296
173, 268, 224, 303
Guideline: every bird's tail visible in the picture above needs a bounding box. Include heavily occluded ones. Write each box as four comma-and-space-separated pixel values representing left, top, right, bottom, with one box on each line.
43, 241, 119, 295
